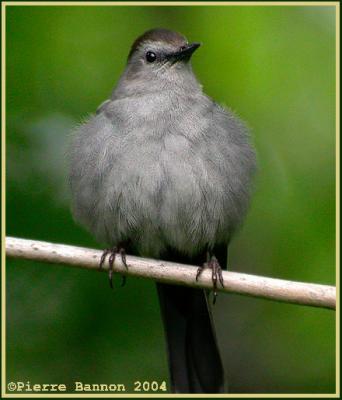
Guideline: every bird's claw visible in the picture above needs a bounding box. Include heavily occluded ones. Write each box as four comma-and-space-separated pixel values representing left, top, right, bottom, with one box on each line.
99, 246, 128, 288
196, 255, 224, 305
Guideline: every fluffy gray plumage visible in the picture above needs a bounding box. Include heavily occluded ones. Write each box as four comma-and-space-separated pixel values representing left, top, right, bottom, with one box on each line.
69, 28, 256, 394
69, 29, 256, 259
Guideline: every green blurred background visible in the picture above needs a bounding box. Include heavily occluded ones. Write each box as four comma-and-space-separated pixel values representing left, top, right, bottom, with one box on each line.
6, 4, 336, 394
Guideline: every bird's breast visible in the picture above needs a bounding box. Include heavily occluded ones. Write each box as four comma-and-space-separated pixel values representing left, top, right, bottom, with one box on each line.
101, 126, 227, 256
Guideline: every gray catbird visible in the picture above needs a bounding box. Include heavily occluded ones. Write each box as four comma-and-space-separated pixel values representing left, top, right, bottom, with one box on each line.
69, 28, 256, 394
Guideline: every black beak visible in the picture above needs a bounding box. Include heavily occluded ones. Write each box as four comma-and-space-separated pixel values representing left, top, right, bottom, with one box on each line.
166, 42, 201, 62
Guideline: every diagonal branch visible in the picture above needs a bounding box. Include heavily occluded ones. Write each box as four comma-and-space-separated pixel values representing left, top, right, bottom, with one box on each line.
5, 236, 336, 310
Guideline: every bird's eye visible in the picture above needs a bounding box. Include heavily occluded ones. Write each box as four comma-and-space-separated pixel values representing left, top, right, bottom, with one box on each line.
146, 51, 157, 63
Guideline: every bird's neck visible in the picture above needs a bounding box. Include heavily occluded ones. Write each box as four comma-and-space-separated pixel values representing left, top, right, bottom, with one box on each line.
112, 66, 202, 101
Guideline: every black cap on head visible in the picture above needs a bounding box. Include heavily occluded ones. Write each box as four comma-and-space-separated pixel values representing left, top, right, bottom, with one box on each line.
128, 28, 187, 60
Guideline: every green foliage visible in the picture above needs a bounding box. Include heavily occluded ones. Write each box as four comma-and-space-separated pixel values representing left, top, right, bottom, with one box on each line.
6, 5, 336, 393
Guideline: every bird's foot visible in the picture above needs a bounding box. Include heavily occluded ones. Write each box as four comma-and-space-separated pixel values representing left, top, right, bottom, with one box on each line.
196, 255, 224, 305
99, 246, 128, 288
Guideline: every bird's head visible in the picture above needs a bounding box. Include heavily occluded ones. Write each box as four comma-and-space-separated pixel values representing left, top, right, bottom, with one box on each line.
115, 28, 201, 97
128, 28, 200, 67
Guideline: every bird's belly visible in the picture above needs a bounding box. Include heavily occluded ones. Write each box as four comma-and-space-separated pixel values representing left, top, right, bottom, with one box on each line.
99, 139, 227, 257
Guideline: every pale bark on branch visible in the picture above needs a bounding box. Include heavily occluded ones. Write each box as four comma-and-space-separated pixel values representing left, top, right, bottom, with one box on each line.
5, 236, 336, 310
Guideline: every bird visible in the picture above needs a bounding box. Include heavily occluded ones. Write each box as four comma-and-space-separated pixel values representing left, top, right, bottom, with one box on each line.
69, 28, 256, 394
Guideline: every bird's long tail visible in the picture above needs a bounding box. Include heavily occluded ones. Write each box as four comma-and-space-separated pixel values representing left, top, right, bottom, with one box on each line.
156, 282, 225, 393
